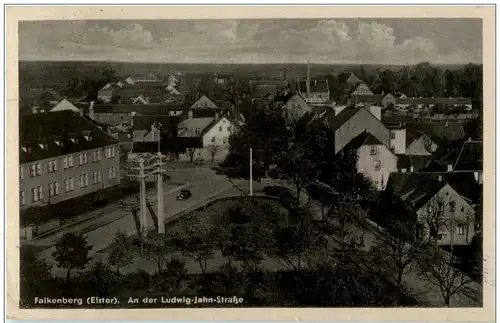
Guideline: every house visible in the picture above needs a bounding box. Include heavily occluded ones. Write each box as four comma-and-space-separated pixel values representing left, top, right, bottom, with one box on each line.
271, 93, 312, 122
324, 107, 391, 153
405, 122, 465, 156
351, 83, 374, 96
453, 140, 483, 184
348, 95, 383, 109
345, 72, 363, 86
340, 131, 398, 190
176, 114, 238, 162
395, 97, 473, 111
387, 125, 407, 154
19, 111, 121, 210
385, 172, 476, 246
333, 104, 382, 121
89, 103, 186, 125
381, 93, 397, 108
396, 155, 433, 172
49, 98, 81, 114
187, 95, 228, 119
296, 61, 330, 105
213, 73, 231, 85
131, 115, 181, 143
249, 80, 289, 100
124, 74, 160, 85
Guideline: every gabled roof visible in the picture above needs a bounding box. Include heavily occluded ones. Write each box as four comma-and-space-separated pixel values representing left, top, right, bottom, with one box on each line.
351, 83, 374, 96
454, 141, 483, 171
178, 117, 215, 138
20, 111, 118, 164
92, 103, 187, 115
327, 107, 363, 131
346, 73, 362, 85
406, 122, 465, 145
339, 131, 387, 153
252, 85, 279, 99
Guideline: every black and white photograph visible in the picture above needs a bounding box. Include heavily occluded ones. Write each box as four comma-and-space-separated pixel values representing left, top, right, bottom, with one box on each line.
7, 5, 495, 320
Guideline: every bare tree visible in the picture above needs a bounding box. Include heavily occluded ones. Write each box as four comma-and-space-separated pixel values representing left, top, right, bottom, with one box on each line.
108, 230, 133, 275
418, 249, 475, 306
370, 219, 422, 287
420, 194, 455, 246
207, 144, 220, 163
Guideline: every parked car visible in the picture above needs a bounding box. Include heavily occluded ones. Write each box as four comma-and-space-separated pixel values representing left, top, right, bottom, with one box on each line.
176, 189, 192, 200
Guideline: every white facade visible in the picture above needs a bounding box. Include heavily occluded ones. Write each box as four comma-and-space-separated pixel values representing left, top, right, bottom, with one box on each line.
390, 128, 407, 154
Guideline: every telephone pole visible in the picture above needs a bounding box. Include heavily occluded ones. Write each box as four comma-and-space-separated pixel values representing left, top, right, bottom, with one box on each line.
249, 147, 253, 196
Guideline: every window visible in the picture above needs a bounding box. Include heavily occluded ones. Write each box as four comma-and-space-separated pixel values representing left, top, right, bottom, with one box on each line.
29, 163, 41, 177
31, 186, 43, 202
211, 137, 216, 143
64, 178, 74, 192
79, 152, 88, 165
20, 166, 24, 180
390, 144, 395, 151
20, 191, 25, 206
390, 131, 396, 139
227, 126, 231, 132
369, 146, 377, 155
68, 156, 73, 168
49, 182, 59, 197
457, 225, 465, 235
437, 233, 447, 241
108, 167, 116, 179
449, 200, 456, 212
219, 126, 222, 132
80, 173, 88, 188
461, 206, 465, 212
374, 180, 379, 185
374, 160, 381, 171
63, 157, 69, 169
195, 128, 201, 135
47, 160, 57, 173
93, 171, 102, 184
223, 137, 228, 144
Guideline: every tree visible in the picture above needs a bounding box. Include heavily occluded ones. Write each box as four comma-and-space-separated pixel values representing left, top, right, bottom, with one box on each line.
20, 245, 52, 306
52, 232, 92, 284
163, 257, 187, 292
171, 214, 215, 275
207, 144, 220, 163
370, 219, 422, 287
420, 194, 456, 246
306, 182, 338, 227
87, 261, 119, 297
443, 69, 458, 97
418, 249, 475, 306
108, 230, 133, 275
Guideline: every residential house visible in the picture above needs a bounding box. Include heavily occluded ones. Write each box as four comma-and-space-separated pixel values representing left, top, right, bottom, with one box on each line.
89, 102, 186, 125
395, 97, 473, 111
323, 106, 391, 154
249, 80, 289, 100
124, 74, 160, 85
131, 115, 181, 143
296, 61, 330, 105
387, 125, 407, 155
385, 172, 476, 245
351, 83, 374, 96
405, 122, 465, 156
187, 95, 229, 119
341, 131, 398, 190
381, 93, 397, 108
49, 98, 81, 114
453, 140, 483, 184
345, 72, 363, 86
20, 111, 121, 210
271, 93, 312, 122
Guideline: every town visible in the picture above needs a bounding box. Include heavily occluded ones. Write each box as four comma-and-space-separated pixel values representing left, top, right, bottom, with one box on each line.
19, 59, 483, 308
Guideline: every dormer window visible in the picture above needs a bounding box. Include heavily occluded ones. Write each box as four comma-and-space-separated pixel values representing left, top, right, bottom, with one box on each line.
38, 143, 48, 150
54, 140, 62, 146
21, 146, 28, 153
82, 130, 92, 141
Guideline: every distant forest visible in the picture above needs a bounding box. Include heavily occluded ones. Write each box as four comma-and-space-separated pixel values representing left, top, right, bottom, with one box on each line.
19, 60, 482, 110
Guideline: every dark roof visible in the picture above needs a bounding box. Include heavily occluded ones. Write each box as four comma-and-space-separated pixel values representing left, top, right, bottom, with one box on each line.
406, 122, 465, 145
395, 97, 472, 105
20, 111, 118, 164
454, 141, 483, 171
386, 173, 448, 211
132, 115, 182, 131
92, 104, 186, 115
297, 80, 329, 93
396, 155, 433, 171
252, 85, 278, 99
350, 94, 383, 102
381, 113, 416, 127
327, 107, 362, 131
340, 131, 386, 153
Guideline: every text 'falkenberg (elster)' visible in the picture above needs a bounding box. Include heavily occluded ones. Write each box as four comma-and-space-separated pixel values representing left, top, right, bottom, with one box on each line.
34, 297, 119, 306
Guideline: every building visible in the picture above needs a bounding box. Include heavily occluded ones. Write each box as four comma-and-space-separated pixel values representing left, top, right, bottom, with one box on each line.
405, 122, 465, 156
453, 140, 483, 184
395, 97, 473, 111
187, 95, 231, 119
249, 80, 290, 100
89, 103, 186, 125
381, 93, 397, 108
296, 61, 330, 105
49, 98, 81, 113
124, 74, 160, 85
387, 125, 407, 154
351, 83, 374, 96
341, 131, 398, 190
271, 93, 312, 122
324, 107, 391, 153
131, 115, 181, 143
19, 111, 121, 210
386, 172, 476, 246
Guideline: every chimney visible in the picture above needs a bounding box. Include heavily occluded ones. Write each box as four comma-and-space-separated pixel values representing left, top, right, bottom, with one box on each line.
32, 106, 39, 114
188, 110, 193, 119
438, 174, 443, 182
306, 60, 311, 95
215, 111, 220, 119
468, 137, 472, 142
410, 166, 414, 172
447, 164, 453, 172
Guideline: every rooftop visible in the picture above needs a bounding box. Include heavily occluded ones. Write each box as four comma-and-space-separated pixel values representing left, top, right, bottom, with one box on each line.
454, 141, 483, 171
20, 110, 118, 164
178, 117, 215, 138
297, 79, 329, 94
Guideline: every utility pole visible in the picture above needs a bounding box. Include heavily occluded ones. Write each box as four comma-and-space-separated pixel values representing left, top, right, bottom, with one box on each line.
249, 147, 253, 196
139, 158, 147, 236
157, 125, 165, 234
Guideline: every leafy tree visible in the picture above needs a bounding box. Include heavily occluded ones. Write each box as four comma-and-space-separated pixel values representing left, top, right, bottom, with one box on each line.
87, 261, 120, 297
212, 261, 248, 294
108, 230, 133, 275
20, 245, 53, 306
52, 232, 92, 284
162, 257, 187, 292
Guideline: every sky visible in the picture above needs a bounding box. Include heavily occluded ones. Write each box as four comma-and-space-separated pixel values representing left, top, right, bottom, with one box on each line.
19, 19, 482, 65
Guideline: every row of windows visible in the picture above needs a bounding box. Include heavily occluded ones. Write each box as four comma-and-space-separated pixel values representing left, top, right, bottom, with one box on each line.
210, 136, 229, 144
20, 168, 116, 205
20, 147, 115, 179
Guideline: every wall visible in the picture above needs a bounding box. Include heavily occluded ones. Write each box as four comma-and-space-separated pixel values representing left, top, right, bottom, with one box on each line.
390, 128, 407, 154
416, 184, 476, 246
20, 143, 121, 210
283, 95, 312, 121
406, 135, 437, 156
357, 144, 398, 190
201, 117, 234, 146
334, 108, 390, 153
